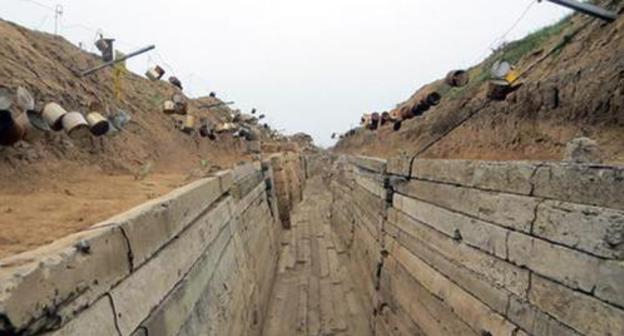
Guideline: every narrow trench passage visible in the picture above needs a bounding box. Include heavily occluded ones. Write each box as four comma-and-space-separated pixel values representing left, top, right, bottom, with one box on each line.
262, 176, 373, 336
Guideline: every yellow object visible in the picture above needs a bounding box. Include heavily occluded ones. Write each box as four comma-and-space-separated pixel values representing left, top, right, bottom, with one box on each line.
113, 50, 128, 102
505, 69, 520, 84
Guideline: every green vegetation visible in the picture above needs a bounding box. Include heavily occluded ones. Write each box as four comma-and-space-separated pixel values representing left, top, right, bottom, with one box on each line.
500, 14, 572, 64
442, 13, 573, 102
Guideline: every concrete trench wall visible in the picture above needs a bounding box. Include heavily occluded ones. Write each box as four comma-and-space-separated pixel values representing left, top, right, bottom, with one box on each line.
0, 152, 306, 336
323, 154, 624, 336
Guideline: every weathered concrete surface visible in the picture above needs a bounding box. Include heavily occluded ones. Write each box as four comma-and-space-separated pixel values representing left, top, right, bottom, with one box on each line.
5, 153, 624, 336
396, 179, 539, 233
533, 200, 624, 259
350, 155, 387, 174
410, 159, 537, 195
110, 198, 233, 335
97, 175, 226, 268
0, 226, 130, 333
0, 153, 308, 336
325, 155, 624, 336
508, 230, 624, 308
393, 193, 508, 259
533, 164, 624, 210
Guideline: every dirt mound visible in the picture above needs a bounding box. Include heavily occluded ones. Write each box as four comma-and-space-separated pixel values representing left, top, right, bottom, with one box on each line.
0, 19, 288, 257
334, 0, 624, 163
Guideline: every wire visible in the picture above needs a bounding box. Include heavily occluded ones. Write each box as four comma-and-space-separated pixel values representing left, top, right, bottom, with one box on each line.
16, 0, 55, 11
154, 50, 178, 77
471, 0, 538, 64
10, 0, 215, 101
35, 14, 51, 31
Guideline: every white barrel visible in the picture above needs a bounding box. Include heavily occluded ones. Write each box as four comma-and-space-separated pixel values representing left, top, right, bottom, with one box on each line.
43, 103, 68, 131
163, 100, 176, 114
62, 112, 90, 139
86, 112, 110, 136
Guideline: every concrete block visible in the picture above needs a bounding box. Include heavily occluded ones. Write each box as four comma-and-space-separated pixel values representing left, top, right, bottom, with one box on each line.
232, 162, 262, 183
177, 236, 240, 336
533, 163, 624, 210
99, 176, 224, 268
508, 231, 624, 308
534, 200, 624, 260
380, 254, 479, 336
385, 227, 509, 315
138, 221, 233, 336
387, 155, 412, 177
232, 182, 266, 218
354, 173, 386, 199
389, 208, 529, 297
394, 194, 508, 259
396, 180, 538, 233
110, 198, 232, 335
350, 156, 387, 174
214, 170, 234, 194
507, 295, 582, 336
0, 226, 130, 333
529, 274, 624, 336
45, 296, 118, 336
410, 159, 537, 195
231, 169, 264, 200
391, 243, 519, 336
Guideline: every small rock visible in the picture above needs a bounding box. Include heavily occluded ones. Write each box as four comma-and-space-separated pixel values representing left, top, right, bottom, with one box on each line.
564, 137, 603, 164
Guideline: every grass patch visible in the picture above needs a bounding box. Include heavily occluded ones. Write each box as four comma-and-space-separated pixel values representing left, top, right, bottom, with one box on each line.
500, 14, 572, 64
442, 14, 574, 102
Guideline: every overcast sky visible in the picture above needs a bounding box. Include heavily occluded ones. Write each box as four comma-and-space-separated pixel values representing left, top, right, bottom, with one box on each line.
2, 0, 571, 147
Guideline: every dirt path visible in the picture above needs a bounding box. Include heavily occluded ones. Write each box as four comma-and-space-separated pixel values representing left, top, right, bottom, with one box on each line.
262, 176, 373, 336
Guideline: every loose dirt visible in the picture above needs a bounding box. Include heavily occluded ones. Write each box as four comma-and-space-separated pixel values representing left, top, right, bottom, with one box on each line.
0, 19, 290, 258
335, 0, 624, 163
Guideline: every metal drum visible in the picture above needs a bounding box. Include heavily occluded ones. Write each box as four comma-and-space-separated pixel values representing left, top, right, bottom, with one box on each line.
446, 70, 470, 87
86, 112, 110, 136
43, 103, 68, 131
62, 112, 90, 139
0, 110, 24, 146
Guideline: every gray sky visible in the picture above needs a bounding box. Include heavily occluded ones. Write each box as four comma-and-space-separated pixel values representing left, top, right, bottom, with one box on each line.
3, 0, 571, 147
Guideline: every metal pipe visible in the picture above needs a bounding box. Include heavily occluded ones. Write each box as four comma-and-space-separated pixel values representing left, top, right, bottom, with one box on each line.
544, 0, 617, 22
199, 101, 235, 109
80, 45, 156, 77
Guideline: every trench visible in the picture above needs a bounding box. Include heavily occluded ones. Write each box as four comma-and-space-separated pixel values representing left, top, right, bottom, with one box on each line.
1, 154, 623, 336
261, 175, 373, 336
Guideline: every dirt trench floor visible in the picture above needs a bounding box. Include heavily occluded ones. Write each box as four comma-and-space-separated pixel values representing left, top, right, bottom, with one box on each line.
262, 176, 373, 336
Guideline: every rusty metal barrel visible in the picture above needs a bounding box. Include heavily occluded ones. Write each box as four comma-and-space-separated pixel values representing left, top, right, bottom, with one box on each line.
0, 110, 24, 146
445, 70, 470, 87
145, 65, 165, 81
380, 112, 391, 125
425, 92, 441, 106
400, 106, 414, 120
369, 112, 380, 130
